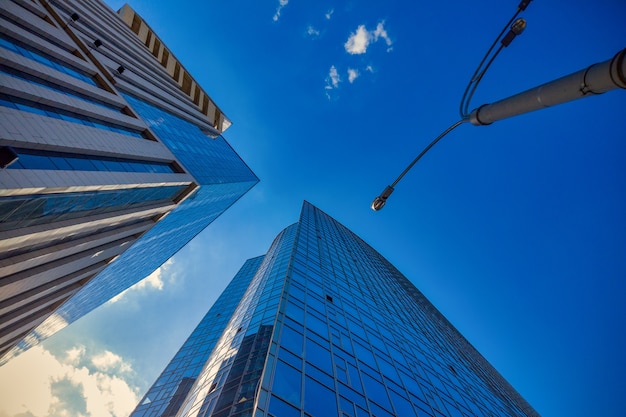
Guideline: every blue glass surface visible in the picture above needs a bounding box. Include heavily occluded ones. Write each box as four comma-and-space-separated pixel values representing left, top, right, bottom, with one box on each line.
128, 202, 539, 417
122, 94, 257, 185
0, 68, 120, 112
6, 94, 258, 363
0, 95, 144, 138
0, 36, 97, 86
8, 148, 175, 173
0, 186, 186, 232
130, 257, 264, 417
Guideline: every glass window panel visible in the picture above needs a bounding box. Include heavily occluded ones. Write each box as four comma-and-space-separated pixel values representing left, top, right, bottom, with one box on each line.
389, 389, 417, 416
268, 395, 300, 417
280, 325, 303, 355
65, 157, 96, 171
306, 294, 325, 313
305, 363, 334, 388
271, 360, 301, 407
306, 339, 332, 375
361, 372, 392, 410
353, 341, 377, 369
304, 376, 337, 417
369, 401, 395, 417
336, 367, 348, 384
91, 159, 109, 171
0, 186, 185, 233
278, 347, 302, 369
338, 383, 367, 409
305, 313, 328, 339
285, 301, 305, 324
355, 406, 369, 417
289, 283, 306, 301
376, 355, 400, 381
339, 396, 355, 417
0, 37, 18, 51
442, 398, 464, 417
347, 364, 362, 392
50, 156, 72, 170
13, 153, 53, 169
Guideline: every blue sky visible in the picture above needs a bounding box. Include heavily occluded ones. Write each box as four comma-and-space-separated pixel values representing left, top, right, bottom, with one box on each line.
0, 0, 625, 416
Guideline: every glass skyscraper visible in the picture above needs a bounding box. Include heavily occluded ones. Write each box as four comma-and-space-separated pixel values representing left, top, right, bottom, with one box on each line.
130, 202, 539, 417
0, 0, 257, 364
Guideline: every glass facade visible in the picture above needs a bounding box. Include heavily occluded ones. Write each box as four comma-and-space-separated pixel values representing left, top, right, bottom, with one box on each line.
0, 35, 97, 86
0, 186, 186, 233
0, 0, 259, 367
8, 148, 175, 173
130, 202, 539, 417
131, 256, 265, 417
6, 93, 259, 362
0, 95, 145, 138
0, 68, 121, 112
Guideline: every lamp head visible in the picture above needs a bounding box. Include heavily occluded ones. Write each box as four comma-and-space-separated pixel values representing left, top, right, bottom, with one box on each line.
501, 18, 527, 47
511, 18, 526, 35
371, 186, 394, 211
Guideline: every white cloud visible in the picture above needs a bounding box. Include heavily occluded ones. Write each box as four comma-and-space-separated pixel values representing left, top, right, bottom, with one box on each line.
324, 65, 341, 99
307, 25, 320, 37
91, 351, 132, 374
328, 65, 340, 88
365, 65, 374, 73
344, 25, 370, 55
344, 22, 393, 55
325, 8, 334, 20
0, 345, 139, 417
347, 68, 359, 83
65, 345, 86, 366
373, 22, 393, 51
108, 258, 174, 303
272, 0, 289, 22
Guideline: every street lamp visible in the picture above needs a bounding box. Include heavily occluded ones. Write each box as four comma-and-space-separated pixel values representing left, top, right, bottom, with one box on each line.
372, 0, 625, 211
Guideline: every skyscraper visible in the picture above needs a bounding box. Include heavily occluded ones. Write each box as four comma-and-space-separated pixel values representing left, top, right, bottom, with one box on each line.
130, 202, 539, 417
0, 0, 258, 364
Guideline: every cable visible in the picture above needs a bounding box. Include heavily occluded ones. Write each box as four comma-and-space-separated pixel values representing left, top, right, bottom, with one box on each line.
372, 120, 467, 211
459, 0, 532, 118
462, 43, 505, 117
391, 120, 466, 188
459, 12, 519, 117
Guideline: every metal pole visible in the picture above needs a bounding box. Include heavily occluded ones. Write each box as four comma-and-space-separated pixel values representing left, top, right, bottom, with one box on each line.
469, 49, 626, 126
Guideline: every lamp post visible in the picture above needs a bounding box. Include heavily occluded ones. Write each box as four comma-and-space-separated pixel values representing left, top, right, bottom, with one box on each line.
372, 48, 625, 211
468, 49, 625, 126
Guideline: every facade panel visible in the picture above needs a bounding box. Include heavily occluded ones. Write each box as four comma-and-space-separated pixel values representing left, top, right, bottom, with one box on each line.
131, 202, 538, 417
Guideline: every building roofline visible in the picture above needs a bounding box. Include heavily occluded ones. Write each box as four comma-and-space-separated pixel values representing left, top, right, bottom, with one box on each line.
117, 4, 232, 133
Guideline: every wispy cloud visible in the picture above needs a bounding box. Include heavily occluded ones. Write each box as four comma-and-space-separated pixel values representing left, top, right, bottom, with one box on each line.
325, 65, 341, 99
347, 68, 359, 83
0, 345, 139, 417
108, 258, 175, 303
307, 25, 320, 37
365, 65, 374, 73
272, 0, 289, 22
373, 22, 393, 51
328, 65, 340, 88
325, 8, 334, 20
344, 21, 393, 55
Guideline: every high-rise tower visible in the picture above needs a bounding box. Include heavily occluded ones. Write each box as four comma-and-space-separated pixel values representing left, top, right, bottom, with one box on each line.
130, 202, 538, 417
0, 0, 258, 364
